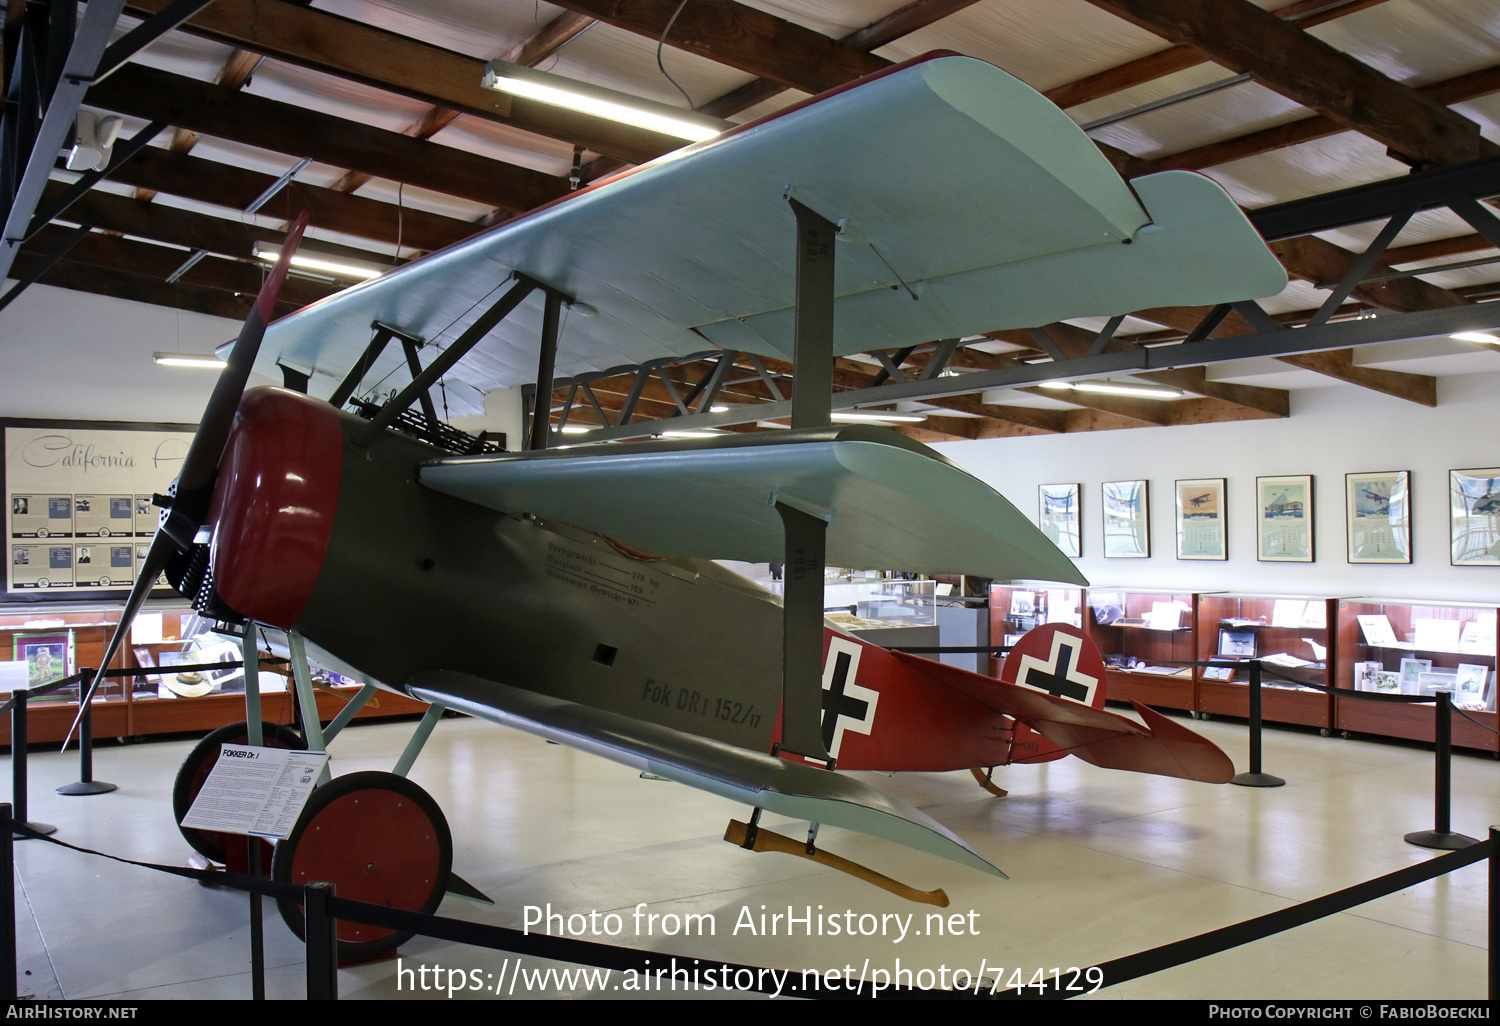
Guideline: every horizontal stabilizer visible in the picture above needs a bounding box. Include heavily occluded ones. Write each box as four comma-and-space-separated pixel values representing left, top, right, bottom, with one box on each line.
891, 652, 1234, 784
408, 669, 1006, 878
421, 427, 1084, 584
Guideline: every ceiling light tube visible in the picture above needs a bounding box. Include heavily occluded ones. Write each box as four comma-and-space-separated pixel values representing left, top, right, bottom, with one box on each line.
253, 243, 384, 281
482, 60, 729, 142
153, 351, 227, 369
831, 410, 929, 424
1038, 379, 1182, 399
1451, 331, 1500, 345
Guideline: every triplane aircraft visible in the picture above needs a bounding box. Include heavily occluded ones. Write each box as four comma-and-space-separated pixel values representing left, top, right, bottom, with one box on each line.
80, 52, 1286, 958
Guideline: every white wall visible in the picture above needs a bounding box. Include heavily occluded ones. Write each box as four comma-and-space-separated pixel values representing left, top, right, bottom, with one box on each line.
933, 370, 1500, 603
0, 282, 252, 424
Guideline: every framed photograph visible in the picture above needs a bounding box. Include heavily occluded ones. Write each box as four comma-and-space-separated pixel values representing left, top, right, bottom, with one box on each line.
1352, 660, 1384, 691
1218, 629, 1256, 657
1346, 470, 1411, 564
1449, 468, 1500, 566
1102, 479, 1149, 558
13, 630, 73, 692
1038, 483, 1081, 558
1257, 475, 1313, 562
1454, 663, 1490, 710
1175, 478, 1226, 559
1398, 657, 1432, 695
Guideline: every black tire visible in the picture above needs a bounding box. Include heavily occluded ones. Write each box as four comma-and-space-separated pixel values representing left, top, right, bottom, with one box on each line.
272, 771, 451, 961
172, 720, 305, 863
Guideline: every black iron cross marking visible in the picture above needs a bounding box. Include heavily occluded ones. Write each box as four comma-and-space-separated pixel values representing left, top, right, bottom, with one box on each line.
1022, 640, 1091, 702
821, 650, 869, 751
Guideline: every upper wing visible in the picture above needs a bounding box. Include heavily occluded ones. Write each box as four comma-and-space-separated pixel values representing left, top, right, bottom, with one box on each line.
255, 53, 1285, 401
408, 668, 1006, 879
420, 425, 1087, 583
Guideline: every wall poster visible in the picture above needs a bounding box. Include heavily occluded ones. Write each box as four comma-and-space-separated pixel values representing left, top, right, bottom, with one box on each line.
1257, 474, 1314, 562
5, 419, 194, 599
1038, 482, 1081, 558
1102, 479, 1149, 558
1175, 477, 1226, 560
1449, 467, 1500, 566
1346, 470, 1411, 564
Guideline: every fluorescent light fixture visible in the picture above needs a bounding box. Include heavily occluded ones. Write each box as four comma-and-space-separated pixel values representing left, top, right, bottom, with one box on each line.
482, 60, 729, 142
1451, 331, 1500, 344
1039, 379, 1182, 399
659, 430, 723, 439
153, 351, 227, 369
557, 424, 594, 434
253, 243, 384, 281
831, 410, 929, 424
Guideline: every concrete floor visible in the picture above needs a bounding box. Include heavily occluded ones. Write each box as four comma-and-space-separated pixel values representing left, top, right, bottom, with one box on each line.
5, 710, 1495, 1001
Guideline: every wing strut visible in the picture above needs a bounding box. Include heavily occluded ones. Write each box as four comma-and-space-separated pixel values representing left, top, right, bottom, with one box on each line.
775, 198, 839, 765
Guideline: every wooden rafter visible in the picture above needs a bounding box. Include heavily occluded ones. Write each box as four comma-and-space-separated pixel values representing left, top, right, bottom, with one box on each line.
87, 65, 570, 212
1043, 0, 1391, 110
1083, 0, 1492, 166
121, 0, 689, 164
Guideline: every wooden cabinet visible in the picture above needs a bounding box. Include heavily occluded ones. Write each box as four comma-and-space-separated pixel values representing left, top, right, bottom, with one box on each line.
987, 583, 1083, 676
1333, 598, 1497, 753
1083, 587, 1197, 710
1, 602, 427, 746
1194, 594, 1334, 729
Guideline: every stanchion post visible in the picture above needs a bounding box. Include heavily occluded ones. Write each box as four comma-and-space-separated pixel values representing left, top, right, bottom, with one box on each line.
1489, 825, 1496, 1002
56, 669, 116, 797
1233, 659, 1285, 788
2, 803, 15, 1001
9, 690, 55, 838
1404, 692, 1478, 850
305, 882, 338, 1000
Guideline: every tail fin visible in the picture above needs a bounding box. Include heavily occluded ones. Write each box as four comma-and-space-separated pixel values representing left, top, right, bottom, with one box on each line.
895, 623, 1234, 784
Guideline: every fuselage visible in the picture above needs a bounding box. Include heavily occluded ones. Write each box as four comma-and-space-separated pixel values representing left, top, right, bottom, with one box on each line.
201, 387, 1020, 771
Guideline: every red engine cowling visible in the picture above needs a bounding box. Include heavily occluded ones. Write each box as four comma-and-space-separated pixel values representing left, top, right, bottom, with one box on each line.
206, 387, 345, 628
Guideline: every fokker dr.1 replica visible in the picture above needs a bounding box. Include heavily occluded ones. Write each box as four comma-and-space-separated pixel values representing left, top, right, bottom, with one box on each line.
80, 53, 1285, 958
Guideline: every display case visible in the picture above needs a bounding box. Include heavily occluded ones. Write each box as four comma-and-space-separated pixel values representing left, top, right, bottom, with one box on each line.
1333, 598, 1498, 752
987, 583, 1083, 675
1195, 593, 1334, 728
1, 601, 429, 745
1084, 587, 1198, 709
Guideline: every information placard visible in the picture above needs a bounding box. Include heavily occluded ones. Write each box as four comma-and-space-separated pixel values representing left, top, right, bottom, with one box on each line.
180, 745, 330, 839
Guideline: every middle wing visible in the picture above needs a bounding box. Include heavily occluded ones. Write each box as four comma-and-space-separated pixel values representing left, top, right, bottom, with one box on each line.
421, 426, 1086, 583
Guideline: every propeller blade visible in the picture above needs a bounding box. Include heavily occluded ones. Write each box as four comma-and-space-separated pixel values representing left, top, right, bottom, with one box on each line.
64, 212, 311, 749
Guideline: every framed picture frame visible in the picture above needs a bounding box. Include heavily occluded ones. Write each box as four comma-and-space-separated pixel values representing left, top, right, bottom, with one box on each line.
1038, 483, 1081, 558
1346, 470, 1411, 564
13, 630, 74, 693
1218, 629, 1256, 658
1256, 474, 1313, 562
1102, 479, 1149, 558
1175, 477, 1225, 560
1449, 467, 1500, 566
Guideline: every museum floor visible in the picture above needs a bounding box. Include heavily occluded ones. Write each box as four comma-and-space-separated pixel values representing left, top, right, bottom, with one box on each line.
5, 708, 1494, 1001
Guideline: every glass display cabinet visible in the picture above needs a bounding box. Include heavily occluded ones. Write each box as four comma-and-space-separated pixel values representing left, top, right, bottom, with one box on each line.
1083, 587, 1197, 710
987, 583, 1084, 676
1333, 597, 1497, 752
1194, 593, 1334, 729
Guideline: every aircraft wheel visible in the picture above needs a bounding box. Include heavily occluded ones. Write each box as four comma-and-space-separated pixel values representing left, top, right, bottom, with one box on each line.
272, 771, 451, 961
173, 720, 305, 864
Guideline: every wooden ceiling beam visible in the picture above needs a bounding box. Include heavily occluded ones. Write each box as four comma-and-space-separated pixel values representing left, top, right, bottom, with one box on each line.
10, 254, 270, 321
1084, 0, 1491, 166
549, 0, 888, 94
698, 0, 979, 119
40, 181, 396, 269
1273, 349, 1437, 406
88, 65, 569, 212
21, 225, 338, 308
330, 10, 598, 198
1161, 59, 1500, 172
1044, 0, 1390, 110
121, 0, 683, 164
94, 148, 480, 255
